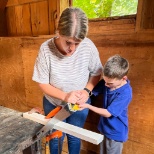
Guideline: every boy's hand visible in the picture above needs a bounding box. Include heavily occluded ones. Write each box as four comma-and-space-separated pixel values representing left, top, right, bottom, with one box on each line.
79, 103, 90, 110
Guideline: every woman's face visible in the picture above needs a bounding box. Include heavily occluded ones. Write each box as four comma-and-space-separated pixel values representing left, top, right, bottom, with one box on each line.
58, 35, 81, 56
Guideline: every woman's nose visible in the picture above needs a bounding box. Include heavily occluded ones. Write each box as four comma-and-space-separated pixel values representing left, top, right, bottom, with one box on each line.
69, 44, 76, 51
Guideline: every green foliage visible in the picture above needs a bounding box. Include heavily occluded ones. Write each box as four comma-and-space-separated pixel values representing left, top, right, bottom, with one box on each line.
73, 0, 138, 19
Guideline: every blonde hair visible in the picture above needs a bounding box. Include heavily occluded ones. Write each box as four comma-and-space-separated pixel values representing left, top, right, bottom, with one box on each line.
57, 7, 88, 40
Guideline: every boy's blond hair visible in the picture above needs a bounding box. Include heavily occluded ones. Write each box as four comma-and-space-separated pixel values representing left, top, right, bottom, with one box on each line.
103, 55, 129, 79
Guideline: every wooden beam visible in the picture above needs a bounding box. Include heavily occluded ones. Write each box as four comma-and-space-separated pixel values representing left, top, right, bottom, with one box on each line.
0, 0, 8, 10
136, 0, 154, 31
23, 112, 104, 145
59, 0, 69, 15
48, 0, 70, 34
0, 0, 8, 36
6, 0, 46, 7
48, 0, 58, 34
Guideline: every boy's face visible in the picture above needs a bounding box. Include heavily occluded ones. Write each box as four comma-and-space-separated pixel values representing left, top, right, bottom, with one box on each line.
103, 75, 127, 90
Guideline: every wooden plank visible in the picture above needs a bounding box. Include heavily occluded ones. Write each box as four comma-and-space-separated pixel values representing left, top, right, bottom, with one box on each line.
6, 0, 46, 7
88, 31, 154, 47
142, 1, 154, 29
136, 0, 154, 31
0, 0, 8, 10
0, 38, 27, 111
48, 0, 58, 34
48, 0, 69, 34
0, 12, 7, 36
60, 0, 69, 14
89, 17, 136, 26
22, 4, 32, 36
6, 6, 17, 36
0, 0, 8, 36
135, 0, 144, 31
14, 5, 24, 36
89, 18, 136, 35
89, 14, 136, 22
37, 1, 49, 35
23, 112, 104, 145
30, 1, 49, 36
6, 1, 49, 36
10, 4, 32, 36
21, 38, 44, 109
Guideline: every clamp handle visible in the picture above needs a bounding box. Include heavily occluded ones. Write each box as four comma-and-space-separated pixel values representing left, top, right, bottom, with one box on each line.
46, 130, 63, 141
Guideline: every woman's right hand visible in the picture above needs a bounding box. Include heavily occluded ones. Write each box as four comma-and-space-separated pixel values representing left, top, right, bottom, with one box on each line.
64, 91, 81, 104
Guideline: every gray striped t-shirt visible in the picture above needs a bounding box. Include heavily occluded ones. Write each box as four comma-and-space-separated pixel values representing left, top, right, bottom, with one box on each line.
32, 37, 103, 106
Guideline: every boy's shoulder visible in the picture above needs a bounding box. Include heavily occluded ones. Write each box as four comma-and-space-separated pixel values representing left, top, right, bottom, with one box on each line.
116, 80, 132, 99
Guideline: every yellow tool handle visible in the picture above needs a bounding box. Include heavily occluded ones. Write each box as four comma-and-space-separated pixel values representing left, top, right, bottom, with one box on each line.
68, 103, 79, 111
72, 104, 79, 110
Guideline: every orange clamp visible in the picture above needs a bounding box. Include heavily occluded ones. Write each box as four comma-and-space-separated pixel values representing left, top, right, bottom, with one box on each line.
46, 130, 63, 142
45, 106, 62, 119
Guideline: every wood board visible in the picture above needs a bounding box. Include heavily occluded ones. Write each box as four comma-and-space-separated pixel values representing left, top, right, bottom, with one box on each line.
23, 112, 104, 145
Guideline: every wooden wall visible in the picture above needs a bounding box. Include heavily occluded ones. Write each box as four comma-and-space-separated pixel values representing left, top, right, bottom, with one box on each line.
0, 30, 154, 154
4, 0, 69, 36
85, 32, 154, 154
0, 36, 50, 111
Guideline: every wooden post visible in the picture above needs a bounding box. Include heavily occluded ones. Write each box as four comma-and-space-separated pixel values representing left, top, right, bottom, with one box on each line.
0, 0, 8, 36
136, 0, 154, 31
48, 0, 70, 35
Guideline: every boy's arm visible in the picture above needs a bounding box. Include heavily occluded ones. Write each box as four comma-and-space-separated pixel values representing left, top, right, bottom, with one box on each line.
79, 104, 111, 118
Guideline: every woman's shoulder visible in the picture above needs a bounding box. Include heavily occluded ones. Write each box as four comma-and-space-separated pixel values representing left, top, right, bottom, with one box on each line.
41, 38, 53, 48
80, 37, 97, 50
82, 37, 94, 44
40, 38, 57, 53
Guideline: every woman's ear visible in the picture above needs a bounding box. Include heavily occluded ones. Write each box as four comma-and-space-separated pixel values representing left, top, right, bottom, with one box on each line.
55, 31, 60, 39
55, 29, 59, 35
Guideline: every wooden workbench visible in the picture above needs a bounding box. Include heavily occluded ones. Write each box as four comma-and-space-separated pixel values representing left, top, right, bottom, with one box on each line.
0, 105, 104, 154
0, 106, 42, 154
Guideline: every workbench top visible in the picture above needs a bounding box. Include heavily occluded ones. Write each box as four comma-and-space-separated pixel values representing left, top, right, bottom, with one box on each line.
0, 106, 42, 154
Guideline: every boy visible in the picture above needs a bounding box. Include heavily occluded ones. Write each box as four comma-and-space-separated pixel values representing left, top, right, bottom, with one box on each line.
79, 55, 132, 154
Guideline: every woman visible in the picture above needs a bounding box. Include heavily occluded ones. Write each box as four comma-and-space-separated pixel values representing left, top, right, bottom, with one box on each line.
32, 7, 103, 154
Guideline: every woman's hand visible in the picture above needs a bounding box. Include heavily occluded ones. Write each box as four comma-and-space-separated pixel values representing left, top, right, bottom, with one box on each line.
64, 91, 81, 104
76, 90, 89, 105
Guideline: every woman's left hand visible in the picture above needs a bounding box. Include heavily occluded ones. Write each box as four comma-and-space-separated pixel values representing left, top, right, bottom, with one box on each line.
76, 90, 89, 104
